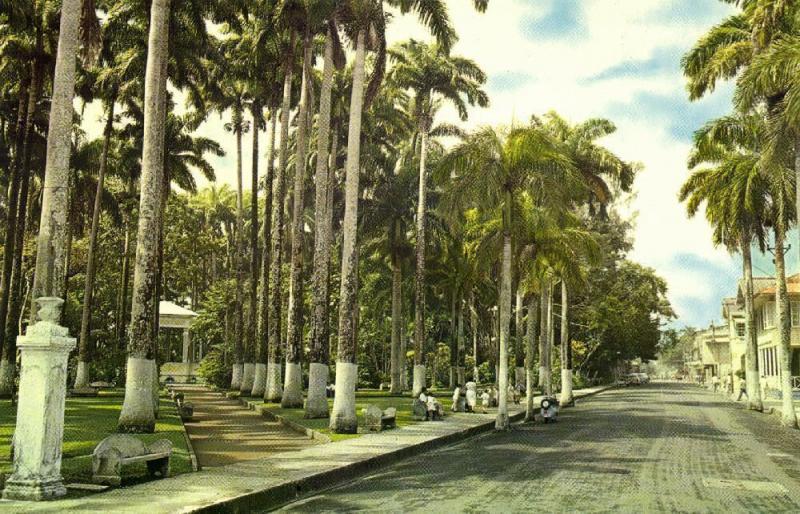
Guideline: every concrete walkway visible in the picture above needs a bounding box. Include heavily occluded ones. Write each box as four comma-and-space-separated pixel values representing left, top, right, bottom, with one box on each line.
3, 385, 613, 513
176, 386, 319, 468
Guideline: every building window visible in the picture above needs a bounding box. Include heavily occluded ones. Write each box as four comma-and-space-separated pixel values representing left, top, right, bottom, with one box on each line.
736, 322, 745, 337
792, 302, 800, 327
764, 302, 776, 330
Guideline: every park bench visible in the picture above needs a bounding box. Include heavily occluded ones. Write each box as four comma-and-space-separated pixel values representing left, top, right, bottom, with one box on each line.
171, 391, 194, 420
363, 405, 397, 431
92, 434, 172, 486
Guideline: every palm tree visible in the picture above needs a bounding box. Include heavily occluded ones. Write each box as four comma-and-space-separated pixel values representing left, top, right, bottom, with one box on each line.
389, 39, 488, 396
441, 125, 577, 429
679, 112, 771, 414
265, 27, 298, 403
282, 0, 322, 408
329, 0, 473, 432
306, 8, 346, 419
118, 0, 171, 433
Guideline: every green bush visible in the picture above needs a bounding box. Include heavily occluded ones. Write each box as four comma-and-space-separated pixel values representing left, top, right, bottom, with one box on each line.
197, 350, 230, 388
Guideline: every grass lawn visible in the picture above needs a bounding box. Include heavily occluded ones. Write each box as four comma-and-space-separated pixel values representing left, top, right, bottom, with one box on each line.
248, 388, 459, 442
0, 389, 193, 487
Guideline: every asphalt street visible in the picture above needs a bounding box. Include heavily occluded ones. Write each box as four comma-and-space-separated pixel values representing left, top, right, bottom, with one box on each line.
276, 382, 800, 513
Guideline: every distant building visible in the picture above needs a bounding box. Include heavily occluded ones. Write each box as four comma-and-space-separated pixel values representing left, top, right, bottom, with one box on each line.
722, 297, 746, 378
686, 323, 730, 383
748, 273, 800, 391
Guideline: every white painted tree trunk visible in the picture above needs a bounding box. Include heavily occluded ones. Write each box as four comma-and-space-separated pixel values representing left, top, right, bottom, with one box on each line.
119, 0, 170, 433
306, 28, 336, 418
559, 281, 573, 406
265, 361, 283, 402
741, 238, 763, 412
496, 230, 511, 430
283, 34, 312, 409
330, 30, 366, 434
774, 222, 797, 427
251, 363, 267, 397
231, 364, 243, 391
240, 362, 255, 394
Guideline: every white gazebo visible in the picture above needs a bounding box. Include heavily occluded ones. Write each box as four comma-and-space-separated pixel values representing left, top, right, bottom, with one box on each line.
158, 301, 200, 383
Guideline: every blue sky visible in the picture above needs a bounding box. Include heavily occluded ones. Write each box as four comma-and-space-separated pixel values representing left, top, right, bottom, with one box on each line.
78, 0, 786, 328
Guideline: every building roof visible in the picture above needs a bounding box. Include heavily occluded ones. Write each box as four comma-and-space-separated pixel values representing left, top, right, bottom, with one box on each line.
736, 276, 777, 306
159, 301, 198, 318
158, 301, 197, 329
755, 273, 800, 297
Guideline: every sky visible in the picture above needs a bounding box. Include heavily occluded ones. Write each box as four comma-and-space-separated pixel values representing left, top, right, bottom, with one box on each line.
80, 0, 796, 329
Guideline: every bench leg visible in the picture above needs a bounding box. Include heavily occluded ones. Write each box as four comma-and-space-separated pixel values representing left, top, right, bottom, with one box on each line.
147, 457, 170, 479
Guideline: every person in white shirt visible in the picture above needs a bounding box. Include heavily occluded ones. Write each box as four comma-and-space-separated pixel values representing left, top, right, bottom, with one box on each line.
480, 390, 490, 413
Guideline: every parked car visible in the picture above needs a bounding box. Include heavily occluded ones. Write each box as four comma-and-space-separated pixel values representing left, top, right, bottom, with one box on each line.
623, 374, 641, 386
636, 373, 650, 384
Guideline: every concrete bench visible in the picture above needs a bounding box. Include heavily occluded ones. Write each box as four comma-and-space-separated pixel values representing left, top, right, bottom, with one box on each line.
92, 435, 172, 486
363, 405, 397, 431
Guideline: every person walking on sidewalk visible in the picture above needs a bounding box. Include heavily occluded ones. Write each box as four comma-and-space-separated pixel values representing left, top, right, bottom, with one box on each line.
736, 376, 748, 401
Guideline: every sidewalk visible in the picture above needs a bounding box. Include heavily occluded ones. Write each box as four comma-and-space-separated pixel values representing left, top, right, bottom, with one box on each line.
176, 386, 319, 468
2, 384, 613, 513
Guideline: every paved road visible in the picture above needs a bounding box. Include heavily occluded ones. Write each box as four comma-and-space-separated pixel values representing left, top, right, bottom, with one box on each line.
278, 382, 800, 513
175, 386, 318, 468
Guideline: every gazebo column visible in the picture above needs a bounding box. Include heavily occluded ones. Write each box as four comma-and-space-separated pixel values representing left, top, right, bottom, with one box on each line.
182, 329, 191, 364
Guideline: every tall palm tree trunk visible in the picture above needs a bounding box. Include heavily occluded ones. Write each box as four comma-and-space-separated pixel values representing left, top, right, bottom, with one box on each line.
538, 281, 548, 391
514, 287, 524, 389
248, 104, 262, 395
389, 245, 403, 394
496, 192, 512, 430
243, 106, 261, 396
525, 293, 538, 422
231, 105, 246, 391
254, 110, 277, 398
741, 236, 763, 412
266, 52, 294, 403
546, 282, 554, 395
118, 0, 170, 433
0, 82, 30, 394
559, 281, 573, 405
457, 295, 465, 385
330, 29, 366, 434
75, 101, 115, 390
283, 33, 313, 408
0, 62, 40, 397
413, 124, 429, 397
306, 29, 337, 417
471, 293, 479, 382
774, 222, 797, 427
449, 289, 457, 388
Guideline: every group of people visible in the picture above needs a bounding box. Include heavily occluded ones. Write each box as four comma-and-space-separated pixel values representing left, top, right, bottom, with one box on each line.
418, 388, 445, 421
416, 381, 530, 420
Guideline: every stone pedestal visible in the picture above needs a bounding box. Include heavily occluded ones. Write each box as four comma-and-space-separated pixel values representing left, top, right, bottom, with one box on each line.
3, 297, 76, 501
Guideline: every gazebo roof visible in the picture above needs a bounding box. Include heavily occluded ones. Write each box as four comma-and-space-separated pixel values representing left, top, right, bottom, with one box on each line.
159, 301, 198, 329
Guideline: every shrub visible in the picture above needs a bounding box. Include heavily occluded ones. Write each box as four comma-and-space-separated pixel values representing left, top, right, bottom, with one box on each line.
197, 351, 230, 389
